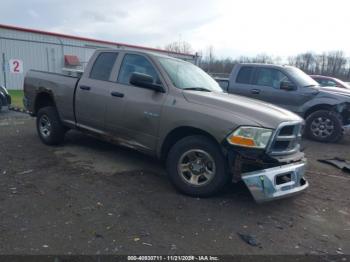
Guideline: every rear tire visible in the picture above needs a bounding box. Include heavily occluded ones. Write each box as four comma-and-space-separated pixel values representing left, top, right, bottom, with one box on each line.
305, 110, 343, 143
166, 135, 230, 197
36, 106, 66, 145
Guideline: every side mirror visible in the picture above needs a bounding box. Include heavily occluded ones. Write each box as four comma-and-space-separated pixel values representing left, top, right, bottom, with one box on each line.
216, 80, 229, 92
130, 72, 164, 93
280, 81, 296, 91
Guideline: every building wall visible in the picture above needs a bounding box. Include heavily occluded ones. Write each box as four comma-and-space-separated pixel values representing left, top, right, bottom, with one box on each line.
0, 27, 197, 90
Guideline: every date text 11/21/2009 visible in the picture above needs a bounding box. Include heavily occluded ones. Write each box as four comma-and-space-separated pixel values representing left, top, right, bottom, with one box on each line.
127, 255, 219, 261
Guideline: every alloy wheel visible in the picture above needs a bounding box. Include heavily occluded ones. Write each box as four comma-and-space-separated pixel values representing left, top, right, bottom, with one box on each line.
177, 149, 216, 186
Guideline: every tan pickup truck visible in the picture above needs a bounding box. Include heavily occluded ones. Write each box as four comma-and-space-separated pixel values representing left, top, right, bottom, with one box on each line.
23, 49, 308, 202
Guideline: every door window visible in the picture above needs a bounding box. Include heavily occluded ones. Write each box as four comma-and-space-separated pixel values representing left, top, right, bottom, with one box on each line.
118, 54, 161, 85
255, 68, 291, 89
236, 67, 253, 84
90, 52, 118, 81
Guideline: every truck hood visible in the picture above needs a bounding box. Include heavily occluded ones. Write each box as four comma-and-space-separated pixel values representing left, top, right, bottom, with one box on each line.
318, 86, 350, 98
183, 91, 302, 129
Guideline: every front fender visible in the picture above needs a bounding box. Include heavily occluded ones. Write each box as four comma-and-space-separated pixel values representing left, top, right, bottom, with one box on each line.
301, 91, 350, 115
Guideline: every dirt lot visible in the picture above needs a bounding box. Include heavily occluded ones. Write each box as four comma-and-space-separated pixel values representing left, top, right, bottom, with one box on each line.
0, 109, 349, 255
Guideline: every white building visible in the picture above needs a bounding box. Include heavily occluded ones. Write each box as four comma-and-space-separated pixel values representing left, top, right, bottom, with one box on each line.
0, 24, 199, 90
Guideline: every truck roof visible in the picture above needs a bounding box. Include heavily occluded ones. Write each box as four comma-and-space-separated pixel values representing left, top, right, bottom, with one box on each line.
96, 48, 191, 62
236, 63, 294, 70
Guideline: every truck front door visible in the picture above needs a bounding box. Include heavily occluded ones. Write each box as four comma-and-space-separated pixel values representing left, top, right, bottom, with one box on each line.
251, 67, 310, 113
231, 66, 308, 113
106, 53, 166, 153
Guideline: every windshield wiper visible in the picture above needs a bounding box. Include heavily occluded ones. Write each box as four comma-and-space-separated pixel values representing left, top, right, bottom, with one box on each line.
183, 87, 212, 92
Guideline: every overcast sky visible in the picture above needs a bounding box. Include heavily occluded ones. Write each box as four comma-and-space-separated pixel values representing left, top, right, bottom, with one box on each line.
1, 0, 349, 59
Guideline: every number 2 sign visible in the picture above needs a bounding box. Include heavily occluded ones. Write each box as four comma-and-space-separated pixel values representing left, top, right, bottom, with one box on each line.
9, 59, 23, 74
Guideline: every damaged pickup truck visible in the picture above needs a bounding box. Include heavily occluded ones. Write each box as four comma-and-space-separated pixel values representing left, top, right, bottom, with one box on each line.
23, 49, 308, 202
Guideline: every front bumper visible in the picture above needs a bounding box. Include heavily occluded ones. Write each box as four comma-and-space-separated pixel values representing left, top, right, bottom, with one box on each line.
241, 160, 308, 203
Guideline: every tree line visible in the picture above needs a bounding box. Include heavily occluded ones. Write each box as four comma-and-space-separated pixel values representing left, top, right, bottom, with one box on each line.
164, 41, 350, 80
288, 51, 350, 80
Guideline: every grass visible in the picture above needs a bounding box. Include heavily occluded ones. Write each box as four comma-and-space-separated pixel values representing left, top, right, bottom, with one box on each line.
8, 90, 24, 108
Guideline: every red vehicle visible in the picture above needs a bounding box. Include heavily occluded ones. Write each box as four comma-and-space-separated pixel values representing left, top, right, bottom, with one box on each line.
310, 75, 350, 89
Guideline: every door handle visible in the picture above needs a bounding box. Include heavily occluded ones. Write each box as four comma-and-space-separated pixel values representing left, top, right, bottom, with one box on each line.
80, 85, 91, 91
251, 89, 261, 94
111, 91, 124, 98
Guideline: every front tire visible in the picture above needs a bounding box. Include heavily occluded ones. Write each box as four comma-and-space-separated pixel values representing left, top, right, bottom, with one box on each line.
166, 135, 230, 197
36, 106, 66, 145
305, 110, 343, 142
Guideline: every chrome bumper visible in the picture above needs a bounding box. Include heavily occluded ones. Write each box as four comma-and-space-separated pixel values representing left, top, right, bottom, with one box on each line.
241, 160, 308, 203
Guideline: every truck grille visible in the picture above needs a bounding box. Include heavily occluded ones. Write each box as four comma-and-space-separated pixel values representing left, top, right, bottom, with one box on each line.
267, 121, 303, 156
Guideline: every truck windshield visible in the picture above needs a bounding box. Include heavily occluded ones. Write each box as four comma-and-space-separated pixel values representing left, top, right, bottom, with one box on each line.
157, 57, 223, 92
285, 67, 319, 87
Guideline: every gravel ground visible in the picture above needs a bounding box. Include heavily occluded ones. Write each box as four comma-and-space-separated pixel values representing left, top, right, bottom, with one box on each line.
0, 110, 349, 256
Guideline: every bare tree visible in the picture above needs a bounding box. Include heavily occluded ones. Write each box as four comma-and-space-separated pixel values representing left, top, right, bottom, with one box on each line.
164, 41, 193, 54
206, 46, 215, 73
253, 54, 274, 63
196, 48, 350, 81
235, 54, 275, 64
287, 50, 349, 80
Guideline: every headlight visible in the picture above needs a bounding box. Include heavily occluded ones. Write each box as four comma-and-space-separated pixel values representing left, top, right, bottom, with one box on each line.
227, 126, 273, 149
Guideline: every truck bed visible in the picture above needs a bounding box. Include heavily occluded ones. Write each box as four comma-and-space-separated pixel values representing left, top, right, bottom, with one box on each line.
24, 70, 79, 125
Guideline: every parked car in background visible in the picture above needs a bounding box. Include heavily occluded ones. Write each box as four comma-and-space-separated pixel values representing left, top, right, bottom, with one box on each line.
0, 85, 11, 112
310, 75, 350, 89
214, 77, 230, 92
227, 64, 350, 142
23, 49, 308, 202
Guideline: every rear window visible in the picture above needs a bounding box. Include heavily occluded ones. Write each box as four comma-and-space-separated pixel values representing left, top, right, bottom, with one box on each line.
236, 66, 253, 84
90, 52, 118, 81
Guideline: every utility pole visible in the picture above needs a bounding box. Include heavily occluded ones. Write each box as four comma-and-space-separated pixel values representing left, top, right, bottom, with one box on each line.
2, 53, 7, 88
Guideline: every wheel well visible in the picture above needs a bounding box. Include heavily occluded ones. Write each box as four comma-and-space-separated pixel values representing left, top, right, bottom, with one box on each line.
34, 92, 55, 115
160, 126, 219, 161
304, 104, 333, 119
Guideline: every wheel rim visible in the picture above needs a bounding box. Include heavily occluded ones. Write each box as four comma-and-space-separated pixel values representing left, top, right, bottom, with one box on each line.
39, 115, 52, 138
177, 149, 216, 187
310, 116, 334, 138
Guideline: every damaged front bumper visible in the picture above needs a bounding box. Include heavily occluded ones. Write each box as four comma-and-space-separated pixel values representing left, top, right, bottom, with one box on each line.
241, 160, 308, 203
